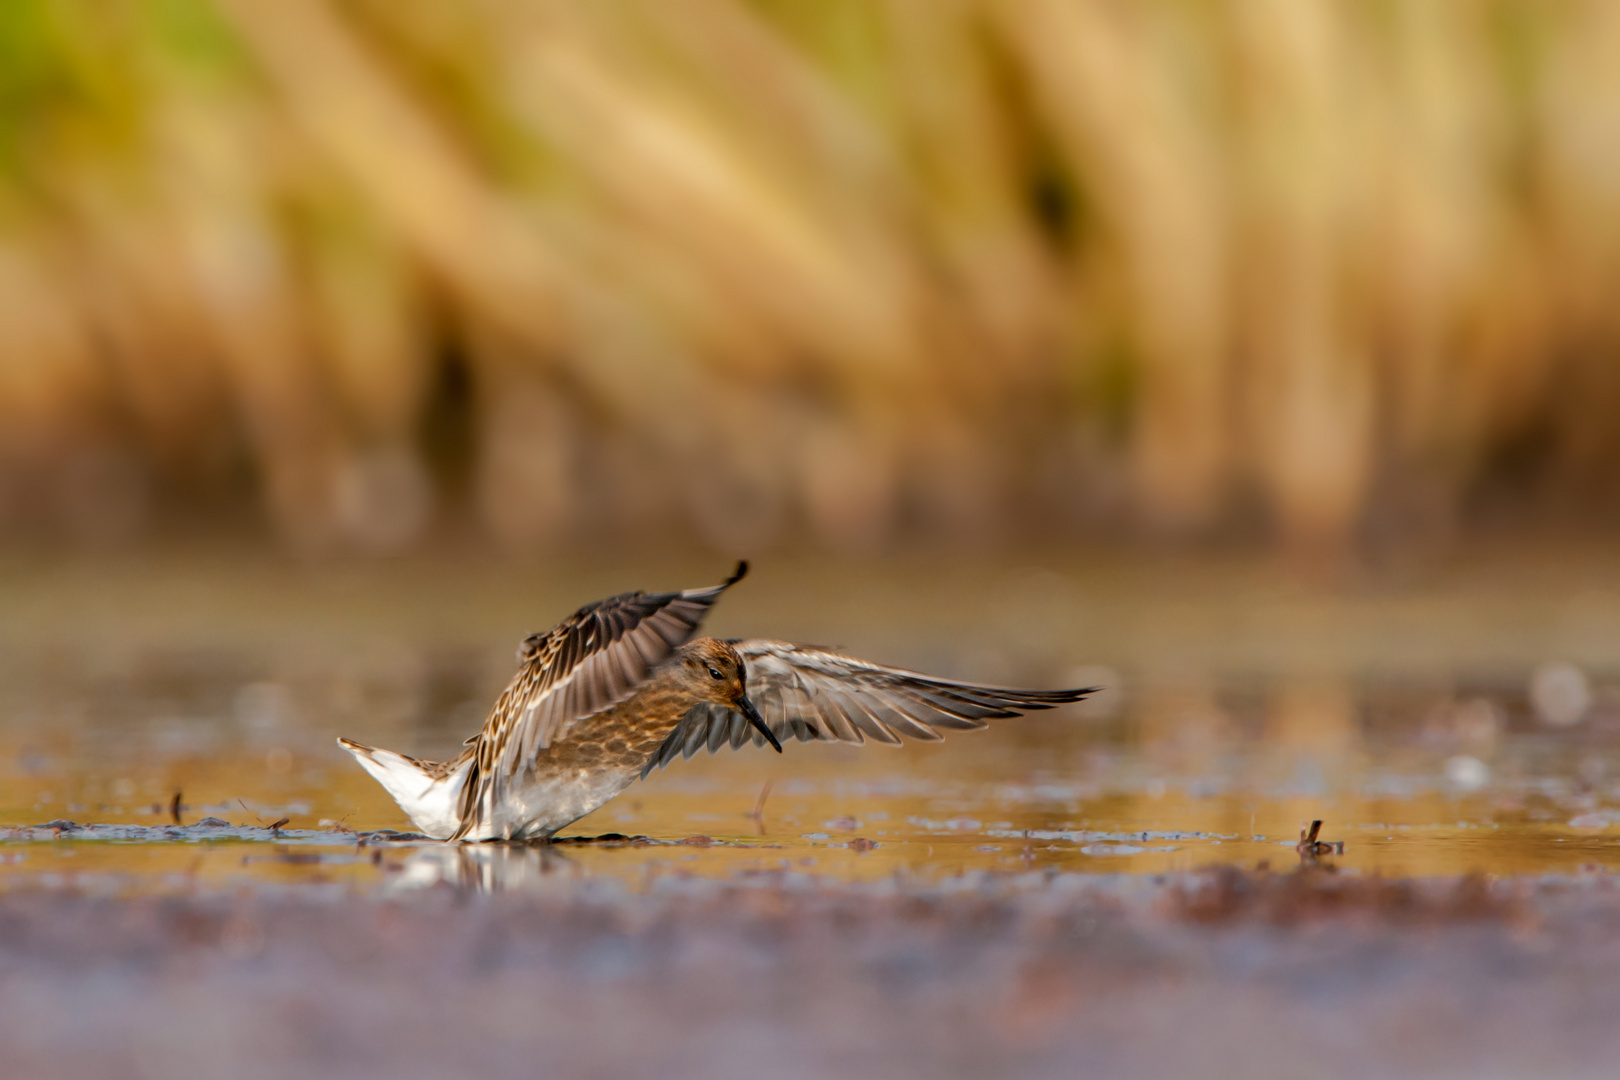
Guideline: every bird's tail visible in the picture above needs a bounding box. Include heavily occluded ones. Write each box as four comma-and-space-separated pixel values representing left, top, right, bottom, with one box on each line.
338, 737, 468, 840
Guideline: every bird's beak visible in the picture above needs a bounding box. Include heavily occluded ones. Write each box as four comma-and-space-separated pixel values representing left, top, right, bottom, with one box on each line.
739, 696, 782, 753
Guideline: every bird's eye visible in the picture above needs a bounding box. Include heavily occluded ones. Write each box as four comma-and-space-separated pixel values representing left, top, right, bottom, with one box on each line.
707, 666, 723, 680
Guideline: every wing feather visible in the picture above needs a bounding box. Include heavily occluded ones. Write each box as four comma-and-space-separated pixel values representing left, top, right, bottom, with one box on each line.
817, 690, 863, 744
727, 709, 753, 749
453, 562, 747, 839
847, 697, 904, 745
682, 713, 709, 759
706, 709, 731, 753
641, 639, 1096, 778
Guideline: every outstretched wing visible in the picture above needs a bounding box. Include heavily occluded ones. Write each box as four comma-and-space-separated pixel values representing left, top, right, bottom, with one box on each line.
641, 639, 1094, 777
455, 562, 747, 838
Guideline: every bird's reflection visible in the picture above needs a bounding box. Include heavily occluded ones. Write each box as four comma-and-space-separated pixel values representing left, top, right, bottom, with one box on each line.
388, 842, 577, 893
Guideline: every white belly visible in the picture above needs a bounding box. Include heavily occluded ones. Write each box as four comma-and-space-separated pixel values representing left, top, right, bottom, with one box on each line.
464, 765, 640, 841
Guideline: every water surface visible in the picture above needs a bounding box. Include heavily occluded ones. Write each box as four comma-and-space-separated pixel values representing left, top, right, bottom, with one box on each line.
5, 546, 1620, 894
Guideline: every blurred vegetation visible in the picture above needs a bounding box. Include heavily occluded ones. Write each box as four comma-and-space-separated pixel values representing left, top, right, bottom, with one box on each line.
1, 0, 1619, 554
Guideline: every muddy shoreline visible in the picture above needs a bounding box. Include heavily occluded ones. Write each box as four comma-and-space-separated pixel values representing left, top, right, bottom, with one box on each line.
4, 867, 1620, 1080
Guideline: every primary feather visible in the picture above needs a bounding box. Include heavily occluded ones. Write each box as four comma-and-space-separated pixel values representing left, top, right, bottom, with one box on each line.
641, 640, 1096, 778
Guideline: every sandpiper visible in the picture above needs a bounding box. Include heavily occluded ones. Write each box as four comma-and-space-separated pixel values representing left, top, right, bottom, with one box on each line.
340, 563, 1092, 841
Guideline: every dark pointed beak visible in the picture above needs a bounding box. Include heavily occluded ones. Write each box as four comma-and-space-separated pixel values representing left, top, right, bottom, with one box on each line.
739, 696, 782, 753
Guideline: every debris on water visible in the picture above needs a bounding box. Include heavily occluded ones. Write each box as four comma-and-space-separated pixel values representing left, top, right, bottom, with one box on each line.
170, 791, 183, 826
849, 837, 876, 853
679, 835, 713, 847
41, 820, 81, 833
1296, 820, 1343, 862
267, 817, 290, 836
193, 817, 232, 828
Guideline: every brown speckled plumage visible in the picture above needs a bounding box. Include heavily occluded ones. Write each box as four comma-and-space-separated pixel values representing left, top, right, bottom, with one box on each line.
340, 563, 1095, 841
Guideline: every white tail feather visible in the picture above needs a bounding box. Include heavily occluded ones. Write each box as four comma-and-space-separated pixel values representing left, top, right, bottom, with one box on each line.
338, 738, 468, 840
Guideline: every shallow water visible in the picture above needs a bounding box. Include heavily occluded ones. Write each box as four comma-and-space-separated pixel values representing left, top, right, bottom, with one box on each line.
5, 545, 1620, 894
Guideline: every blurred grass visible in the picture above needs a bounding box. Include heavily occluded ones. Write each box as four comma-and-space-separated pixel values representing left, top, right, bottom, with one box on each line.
0, 0, 1616, 554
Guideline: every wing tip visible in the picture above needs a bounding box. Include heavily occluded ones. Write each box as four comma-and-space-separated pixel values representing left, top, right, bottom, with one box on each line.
722, 560, 749, 588
1009, 686, 1099, 711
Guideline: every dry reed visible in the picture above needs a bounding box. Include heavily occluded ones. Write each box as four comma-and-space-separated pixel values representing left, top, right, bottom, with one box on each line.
0, 0, 1613, 553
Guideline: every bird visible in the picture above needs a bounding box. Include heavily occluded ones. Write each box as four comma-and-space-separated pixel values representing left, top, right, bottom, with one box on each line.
339, 562, 1094, 841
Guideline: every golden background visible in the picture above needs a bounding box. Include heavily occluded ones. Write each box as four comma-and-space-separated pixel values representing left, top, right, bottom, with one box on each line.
3, 1, 1617, 557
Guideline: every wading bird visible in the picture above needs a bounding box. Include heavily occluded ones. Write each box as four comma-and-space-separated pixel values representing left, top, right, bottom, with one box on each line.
340, 563, 1092, 841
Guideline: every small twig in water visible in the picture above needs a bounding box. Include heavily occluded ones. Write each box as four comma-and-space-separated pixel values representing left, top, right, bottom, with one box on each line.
750, 779, 773, 835
169, 791, 183, 826
268, 817, 290, 836
1296, 819, 1344, 862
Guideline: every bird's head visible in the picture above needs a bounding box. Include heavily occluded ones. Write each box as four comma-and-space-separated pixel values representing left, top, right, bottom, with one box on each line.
680, 638, 781, 752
